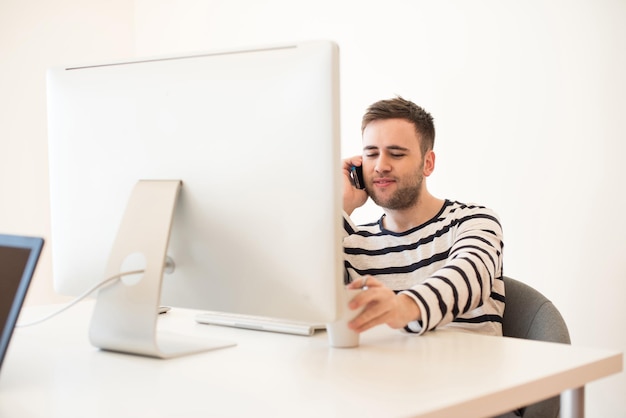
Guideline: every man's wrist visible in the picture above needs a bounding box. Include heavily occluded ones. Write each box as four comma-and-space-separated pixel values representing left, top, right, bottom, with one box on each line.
399, 293, 421, 322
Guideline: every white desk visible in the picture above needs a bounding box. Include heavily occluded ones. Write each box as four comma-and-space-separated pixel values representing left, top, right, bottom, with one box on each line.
1, 302, 622, 418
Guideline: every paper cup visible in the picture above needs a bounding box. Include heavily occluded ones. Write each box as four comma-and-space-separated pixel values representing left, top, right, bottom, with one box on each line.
327, 288, 364, 348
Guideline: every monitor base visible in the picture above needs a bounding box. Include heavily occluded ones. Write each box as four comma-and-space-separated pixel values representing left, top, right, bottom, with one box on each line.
89, 180, 235, 358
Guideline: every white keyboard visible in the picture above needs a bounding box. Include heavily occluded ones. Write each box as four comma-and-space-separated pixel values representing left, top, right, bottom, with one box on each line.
195, 311, 326, 336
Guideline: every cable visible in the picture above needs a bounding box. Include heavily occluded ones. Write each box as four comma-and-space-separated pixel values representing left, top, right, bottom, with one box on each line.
16, 269, 145, 328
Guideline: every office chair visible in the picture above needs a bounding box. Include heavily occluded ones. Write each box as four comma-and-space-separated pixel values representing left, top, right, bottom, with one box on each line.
502, 276, 571, 418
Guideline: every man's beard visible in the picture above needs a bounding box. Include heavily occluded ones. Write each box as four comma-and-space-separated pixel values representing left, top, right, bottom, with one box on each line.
369, 169, 424, 211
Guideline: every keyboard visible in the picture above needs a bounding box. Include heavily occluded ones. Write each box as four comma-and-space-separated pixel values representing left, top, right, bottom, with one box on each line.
195, 311, 326, 336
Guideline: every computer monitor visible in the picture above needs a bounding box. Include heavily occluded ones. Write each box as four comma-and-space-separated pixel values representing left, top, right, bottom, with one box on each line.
46, 40, 343, 357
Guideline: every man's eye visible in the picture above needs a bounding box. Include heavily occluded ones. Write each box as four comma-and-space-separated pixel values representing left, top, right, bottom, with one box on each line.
390, 153, 405, 158
364, 153, 378, 158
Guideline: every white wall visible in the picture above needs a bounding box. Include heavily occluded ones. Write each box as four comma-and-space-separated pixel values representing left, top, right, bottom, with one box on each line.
2, 0, 624, 415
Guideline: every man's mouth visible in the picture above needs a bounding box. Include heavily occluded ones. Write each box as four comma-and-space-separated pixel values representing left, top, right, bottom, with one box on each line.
372, 178, 395, 187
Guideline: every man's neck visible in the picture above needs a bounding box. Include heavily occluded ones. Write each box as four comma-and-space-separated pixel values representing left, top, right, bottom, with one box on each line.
382, 193, 445, 233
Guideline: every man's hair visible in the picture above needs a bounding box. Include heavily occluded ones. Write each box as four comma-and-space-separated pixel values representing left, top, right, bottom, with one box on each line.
361, 96, 435, 155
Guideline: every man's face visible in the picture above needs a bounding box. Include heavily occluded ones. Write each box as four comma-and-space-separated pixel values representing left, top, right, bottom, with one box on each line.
361, 118, 432, 211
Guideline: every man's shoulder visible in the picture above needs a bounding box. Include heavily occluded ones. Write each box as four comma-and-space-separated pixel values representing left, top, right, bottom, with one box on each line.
445, 200, 499, 215
442, 200, 501, 225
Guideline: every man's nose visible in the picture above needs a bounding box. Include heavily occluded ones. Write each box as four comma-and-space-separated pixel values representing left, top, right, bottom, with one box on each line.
375, 155, 391, 173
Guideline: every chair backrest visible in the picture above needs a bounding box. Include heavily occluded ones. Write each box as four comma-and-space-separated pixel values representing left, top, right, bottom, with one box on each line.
502, 276, 571, 344
502, 276, 571, 418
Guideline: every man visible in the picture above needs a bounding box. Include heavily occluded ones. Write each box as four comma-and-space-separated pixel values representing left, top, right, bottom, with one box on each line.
343, 96, 505, 336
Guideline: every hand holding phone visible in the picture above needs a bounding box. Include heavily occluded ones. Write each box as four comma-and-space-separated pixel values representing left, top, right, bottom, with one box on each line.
350, 165, 365, 190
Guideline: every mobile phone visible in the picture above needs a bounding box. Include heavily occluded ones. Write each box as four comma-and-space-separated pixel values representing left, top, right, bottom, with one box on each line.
350, 165, 365, 190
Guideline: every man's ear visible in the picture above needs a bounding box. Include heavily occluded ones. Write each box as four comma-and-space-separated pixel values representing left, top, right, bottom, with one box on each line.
423, 150, 435, 177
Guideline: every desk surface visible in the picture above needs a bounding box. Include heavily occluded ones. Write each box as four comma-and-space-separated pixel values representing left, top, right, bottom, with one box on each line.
0, 302, 622, 418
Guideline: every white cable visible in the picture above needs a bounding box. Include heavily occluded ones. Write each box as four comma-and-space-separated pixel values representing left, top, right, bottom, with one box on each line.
16, 269, 145, 328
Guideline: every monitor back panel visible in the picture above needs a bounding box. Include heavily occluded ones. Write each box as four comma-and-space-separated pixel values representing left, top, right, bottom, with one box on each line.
46, 41, 343, 323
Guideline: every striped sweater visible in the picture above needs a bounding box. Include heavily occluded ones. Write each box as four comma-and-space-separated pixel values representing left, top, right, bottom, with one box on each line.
343, 199, 504, 336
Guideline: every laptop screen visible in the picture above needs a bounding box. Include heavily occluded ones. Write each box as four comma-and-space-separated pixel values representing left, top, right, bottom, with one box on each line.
0, 234, 44, 371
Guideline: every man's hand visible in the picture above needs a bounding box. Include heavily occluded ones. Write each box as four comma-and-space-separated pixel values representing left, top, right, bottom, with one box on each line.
342, 156, 368, 215
346, 275, 421, 333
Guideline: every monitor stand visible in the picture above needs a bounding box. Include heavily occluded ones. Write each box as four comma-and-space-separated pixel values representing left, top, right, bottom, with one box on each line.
88, 180, 236, 358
